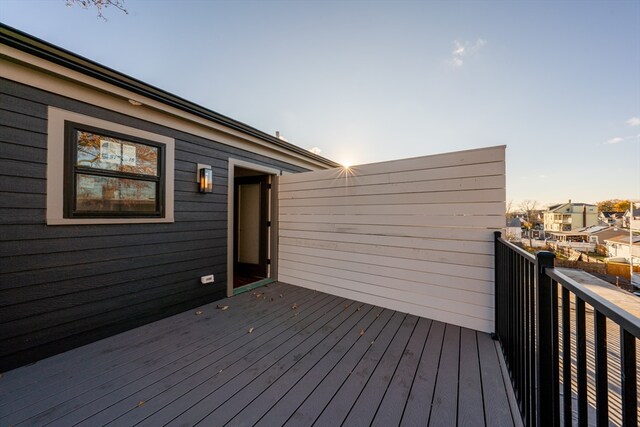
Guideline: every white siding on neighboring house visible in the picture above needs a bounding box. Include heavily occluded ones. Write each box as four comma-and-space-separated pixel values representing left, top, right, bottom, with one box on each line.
277, 146, 506, 333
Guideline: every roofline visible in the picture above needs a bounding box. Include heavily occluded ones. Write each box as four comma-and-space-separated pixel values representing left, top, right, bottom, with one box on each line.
0, 23, 340, 168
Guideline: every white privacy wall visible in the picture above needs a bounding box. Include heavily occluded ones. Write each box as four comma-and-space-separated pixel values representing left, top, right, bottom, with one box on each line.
277, 146, 505, 333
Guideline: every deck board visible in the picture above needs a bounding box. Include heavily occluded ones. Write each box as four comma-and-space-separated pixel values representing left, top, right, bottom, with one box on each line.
458, 328, 485, 427
372, 317, 433, 427
342, 314, 420, 426
0, 283, 516, 427
400, 319, 446, 426
429, 324, 461, 427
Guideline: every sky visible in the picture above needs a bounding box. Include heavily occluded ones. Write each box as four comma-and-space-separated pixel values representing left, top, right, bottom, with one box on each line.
2, 0, 639, 209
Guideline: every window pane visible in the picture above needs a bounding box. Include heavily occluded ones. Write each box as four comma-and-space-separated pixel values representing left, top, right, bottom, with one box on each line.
76, 174, 157, 213
76, 131, 158, 176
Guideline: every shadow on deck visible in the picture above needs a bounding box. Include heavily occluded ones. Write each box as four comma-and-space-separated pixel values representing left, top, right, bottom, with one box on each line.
0, 283, 518, 426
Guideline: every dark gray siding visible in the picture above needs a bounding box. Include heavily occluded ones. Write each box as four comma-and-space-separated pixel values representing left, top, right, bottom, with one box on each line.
0, 78, 307, 371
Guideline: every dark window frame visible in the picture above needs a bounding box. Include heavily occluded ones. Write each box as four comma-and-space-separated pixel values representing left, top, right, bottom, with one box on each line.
64, 121, 166, 218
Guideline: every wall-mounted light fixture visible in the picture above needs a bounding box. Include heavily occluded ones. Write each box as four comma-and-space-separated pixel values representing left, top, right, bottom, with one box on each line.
197, 164, 213, 193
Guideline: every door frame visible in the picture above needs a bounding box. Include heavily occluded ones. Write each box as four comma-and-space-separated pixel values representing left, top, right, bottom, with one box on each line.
227, 158, 281, 297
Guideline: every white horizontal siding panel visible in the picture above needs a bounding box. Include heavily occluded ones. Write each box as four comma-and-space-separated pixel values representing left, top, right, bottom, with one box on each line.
279, 244, 493, 282
280, 237, 494, 268
278, 251, 493, 294
280, 175, 504, 200
278, 259, 493, 306
279, 265, 493, 319
280, 229, 493, 255
278, 145, 505, 333
279, 267, 493, 320
279, 202, 505, 216
280, 145, 506, 184
279, 189, 505, 207
279, 222, 495, 242
279, 213, 505, 228
278, 161, 504, 192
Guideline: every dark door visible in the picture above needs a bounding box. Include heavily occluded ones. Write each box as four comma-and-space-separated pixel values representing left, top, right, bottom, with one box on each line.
234, 175, 269, 286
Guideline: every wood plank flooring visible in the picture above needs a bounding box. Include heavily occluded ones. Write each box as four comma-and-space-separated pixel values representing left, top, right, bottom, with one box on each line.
0, 283, 516, 426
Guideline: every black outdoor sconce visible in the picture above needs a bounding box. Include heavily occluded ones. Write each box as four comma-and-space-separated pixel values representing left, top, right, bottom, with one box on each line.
198, 164, 213, 193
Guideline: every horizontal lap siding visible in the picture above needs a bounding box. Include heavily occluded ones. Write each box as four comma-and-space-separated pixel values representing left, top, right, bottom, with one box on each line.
278, 146, 505, 332
0, 78, 306, 371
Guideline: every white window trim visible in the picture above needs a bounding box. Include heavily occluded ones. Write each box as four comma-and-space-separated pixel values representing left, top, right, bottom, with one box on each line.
47, 107, 175, 225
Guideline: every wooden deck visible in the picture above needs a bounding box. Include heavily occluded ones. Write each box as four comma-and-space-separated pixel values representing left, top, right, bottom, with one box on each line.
0, 283, 517, 426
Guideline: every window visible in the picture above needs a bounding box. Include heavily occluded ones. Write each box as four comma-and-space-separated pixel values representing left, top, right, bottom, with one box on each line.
64, 122, 165, 218
47, 107, 174, 225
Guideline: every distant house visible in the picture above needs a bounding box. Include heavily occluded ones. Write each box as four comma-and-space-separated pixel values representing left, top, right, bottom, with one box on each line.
546, 225, 629, 254
543, 200, 598, 232
622, 202, 640, 229
505, 218, 522, 240
605, 235, 640, 264
598, 211, 624, 227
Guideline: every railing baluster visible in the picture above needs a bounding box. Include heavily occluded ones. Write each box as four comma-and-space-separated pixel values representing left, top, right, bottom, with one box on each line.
528, 258, 536, 427
550, 279, 560, 422
536, 251, 558, 427
517, 253, 523, 407
576, 297, 587, 427
507, 246, 517, 382
494, 231, 501, 340
594, 311, 608, 426
522, 258, 531, 423
620, 328, 637, 427
561, 287, 572, 426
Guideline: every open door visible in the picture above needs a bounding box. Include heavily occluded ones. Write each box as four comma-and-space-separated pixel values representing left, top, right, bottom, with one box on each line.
233, 174, 269, 287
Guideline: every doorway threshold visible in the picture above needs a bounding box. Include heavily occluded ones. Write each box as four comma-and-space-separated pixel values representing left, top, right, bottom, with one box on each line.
233, 278, 274, 296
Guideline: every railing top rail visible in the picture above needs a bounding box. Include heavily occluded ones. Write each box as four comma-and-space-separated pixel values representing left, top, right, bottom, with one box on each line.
546, 267, 640, 338
497, 236, 536, 262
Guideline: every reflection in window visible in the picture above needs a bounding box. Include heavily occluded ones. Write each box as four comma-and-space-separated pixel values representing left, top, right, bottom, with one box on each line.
65, 123, 164, 218
76, 131, 158, 176
75, 175, 157, 212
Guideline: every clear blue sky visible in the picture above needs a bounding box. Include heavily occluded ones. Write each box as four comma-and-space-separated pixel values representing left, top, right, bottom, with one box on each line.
2, 0, 639, 208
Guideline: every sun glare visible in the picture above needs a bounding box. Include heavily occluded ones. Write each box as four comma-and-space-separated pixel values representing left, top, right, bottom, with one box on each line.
340, 160, 352, 169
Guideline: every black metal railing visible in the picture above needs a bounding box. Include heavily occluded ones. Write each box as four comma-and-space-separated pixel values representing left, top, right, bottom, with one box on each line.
494, 232, 639, 427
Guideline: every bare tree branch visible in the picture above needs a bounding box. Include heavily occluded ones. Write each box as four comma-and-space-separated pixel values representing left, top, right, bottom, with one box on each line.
66, 0, 128, 20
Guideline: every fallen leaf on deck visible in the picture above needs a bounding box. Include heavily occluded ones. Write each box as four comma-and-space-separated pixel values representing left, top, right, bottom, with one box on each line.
356, 307, 361, 311
195, 310, 203, 315
291, 303, 298, 310
137, 401, 145, 407
359, 329, 365, 336
248, 327, 254, 333
216, 305, 229, 311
